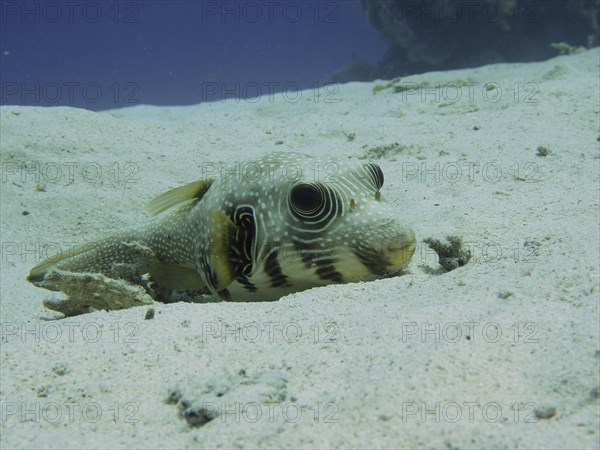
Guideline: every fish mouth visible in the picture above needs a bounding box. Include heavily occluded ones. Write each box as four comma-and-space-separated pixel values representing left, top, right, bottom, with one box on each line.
353, 229, 416, 276
383, 241, 417, 271
381, 227, 417, 271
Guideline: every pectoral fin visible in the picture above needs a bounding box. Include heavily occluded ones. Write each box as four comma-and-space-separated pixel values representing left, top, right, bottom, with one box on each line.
149, 261, 205, 290
209, 210, 238, 292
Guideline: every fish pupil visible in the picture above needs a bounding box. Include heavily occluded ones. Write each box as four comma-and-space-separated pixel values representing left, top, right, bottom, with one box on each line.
291, 183, 322, 212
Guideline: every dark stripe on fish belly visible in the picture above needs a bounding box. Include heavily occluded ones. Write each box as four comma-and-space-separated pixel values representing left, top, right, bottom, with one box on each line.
314, 264, 343, 283
263, 250, 291, 288
218, 288, 231, 300
353, 247, 387, 274
292, 240, 318, 268
236, 275, 258, 293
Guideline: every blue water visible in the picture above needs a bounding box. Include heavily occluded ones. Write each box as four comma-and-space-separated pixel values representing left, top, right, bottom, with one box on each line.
2, 1, 597, 111
0, 0, 387, 110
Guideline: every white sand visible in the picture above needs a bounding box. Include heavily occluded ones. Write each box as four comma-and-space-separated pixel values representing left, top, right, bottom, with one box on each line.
1, 49, 599, 449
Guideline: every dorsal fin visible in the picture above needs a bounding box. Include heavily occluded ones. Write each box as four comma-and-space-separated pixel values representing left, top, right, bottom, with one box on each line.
144, 179, 214, 217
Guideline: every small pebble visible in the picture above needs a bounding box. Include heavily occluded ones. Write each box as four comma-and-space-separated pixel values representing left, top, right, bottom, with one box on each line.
535, 406, 557, 419
536, 146, 551, 157
52, 363, 69, 376
145, 307, 155, 320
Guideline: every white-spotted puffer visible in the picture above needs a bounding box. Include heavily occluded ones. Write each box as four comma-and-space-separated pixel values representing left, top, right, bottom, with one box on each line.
28, 152, 416, 301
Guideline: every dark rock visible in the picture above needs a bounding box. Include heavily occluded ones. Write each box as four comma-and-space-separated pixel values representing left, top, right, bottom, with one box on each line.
329, 1, 599, 82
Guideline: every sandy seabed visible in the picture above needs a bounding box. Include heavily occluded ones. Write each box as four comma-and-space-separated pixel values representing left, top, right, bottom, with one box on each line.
1, 49, 599, 449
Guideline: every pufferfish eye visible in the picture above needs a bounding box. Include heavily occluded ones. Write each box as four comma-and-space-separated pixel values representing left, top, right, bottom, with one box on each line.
364, 163, 384, 190
290, 183, 323, 214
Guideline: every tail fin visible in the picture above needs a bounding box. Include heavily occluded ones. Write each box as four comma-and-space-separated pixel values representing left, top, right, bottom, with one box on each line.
27, 235, 156, 288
